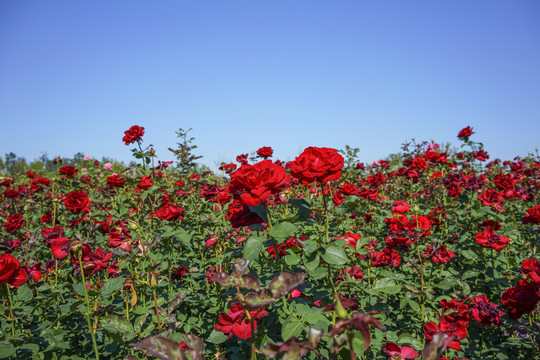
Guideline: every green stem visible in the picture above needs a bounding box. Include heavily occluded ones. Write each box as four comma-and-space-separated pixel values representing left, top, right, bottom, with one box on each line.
5, 283, 16, 336
320, 183, 330, 243
78, 255, 100, 360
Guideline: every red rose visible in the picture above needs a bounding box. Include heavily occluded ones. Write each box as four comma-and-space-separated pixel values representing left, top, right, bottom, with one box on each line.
468, 294, 505, 326
0, 253, 20, 283
155, 203, 184, 221
256, 146, 273, 159
215, 302, 268, 339
501, 279, 540, 320
106, 174, 126, 188
391, 200, 411, 213
225, 199, 263, 228
523, 205, 540, 224
63, 191, 90, 213
3, 213, 24, 233
475, 228, 509, 251
59, 165, 77, 177
521, 258, 540, 283
229, 160, 290, 206
122, 125, 145, 145
457, 126, 474, 139
287, 147, 344, 184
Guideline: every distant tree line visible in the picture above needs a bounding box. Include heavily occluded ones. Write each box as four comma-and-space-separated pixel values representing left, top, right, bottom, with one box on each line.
0, 152, 132, 176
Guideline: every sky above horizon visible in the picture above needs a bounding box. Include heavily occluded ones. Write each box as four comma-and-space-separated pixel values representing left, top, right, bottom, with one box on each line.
1, 0, 539, 170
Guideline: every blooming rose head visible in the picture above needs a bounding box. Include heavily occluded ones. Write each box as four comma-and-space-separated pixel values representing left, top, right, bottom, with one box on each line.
457, 126, 475, 140
256, 146, 273, 159
0, 253, 20, 283
103, 162, 113, 171
63, 190, 91, 213
228, 160, 290, 206
123, 125, 145, 145
287, 147, 344, 184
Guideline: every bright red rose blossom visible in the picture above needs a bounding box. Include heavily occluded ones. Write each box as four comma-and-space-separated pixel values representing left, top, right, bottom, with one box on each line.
122, 125, 145, 145
475, 228, 510, 250
155, 203, 184, 221
228, 160, 290, 206
521, 258, 540, 283
256, 146, 273, 159
457, 126, 474, 139
63, 190, 91, 213
382, 342, 419, 360
523, 205, 540, 224
287, 147, 344, 184
0, 253, 20, 283
214, 302, 268, 339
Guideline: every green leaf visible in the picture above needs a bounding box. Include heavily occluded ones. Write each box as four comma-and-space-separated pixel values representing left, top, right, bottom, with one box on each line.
100, 315, 134, 334
207, 329, 227, 344
322, 246, 348, 266
269, 222, 298, 240
284, 254, 300, 266
72, 283, 86, 297
282, 320, 304, 341
243, 236, 265, 262
16, 284, 33, 302
370, 278, 402, 294
0, 342, 16, 358
20, 343, 40, 353
304, 255, 320, 271
101, 276, 125, 297
435, 278, 456, 290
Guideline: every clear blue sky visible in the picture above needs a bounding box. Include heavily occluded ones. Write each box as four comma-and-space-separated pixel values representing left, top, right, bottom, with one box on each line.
1, 0, 539, 170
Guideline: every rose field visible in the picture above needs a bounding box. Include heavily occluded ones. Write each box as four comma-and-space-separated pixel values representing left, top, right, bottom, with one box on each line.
0, 126, 539, 360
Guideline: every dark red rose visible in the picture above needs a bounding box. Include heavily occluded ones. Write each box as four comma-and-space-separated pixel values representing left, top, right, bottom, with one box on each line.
106, 174, 125, 188
523, 205, 540, 224
468, 294, 505, 326
59, 165, 77, 177
0, 253, 20, 283
229, 160, 290, 206
225, 199, 263, 228
155, 203, 184, 221
473, 150, 489, 161
236, 154, 249, 165
287, 147, 344, 184
122, 125, 145, 145
63, 190, 91, 213
501, 279, 540, 320
256, 146, 273, 159
219, 162, 237, 174
457, 126, 474, 139
370, 247, 401, 267
3, 213, 24, 233
475, 228, 509, 251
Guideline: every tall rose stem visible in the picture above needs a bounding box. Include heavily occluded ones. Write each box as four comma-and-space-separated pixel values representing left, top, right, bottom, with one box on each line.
320, 183, 330, 243
78, 255, 100, 360
5, 283, 16, 335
